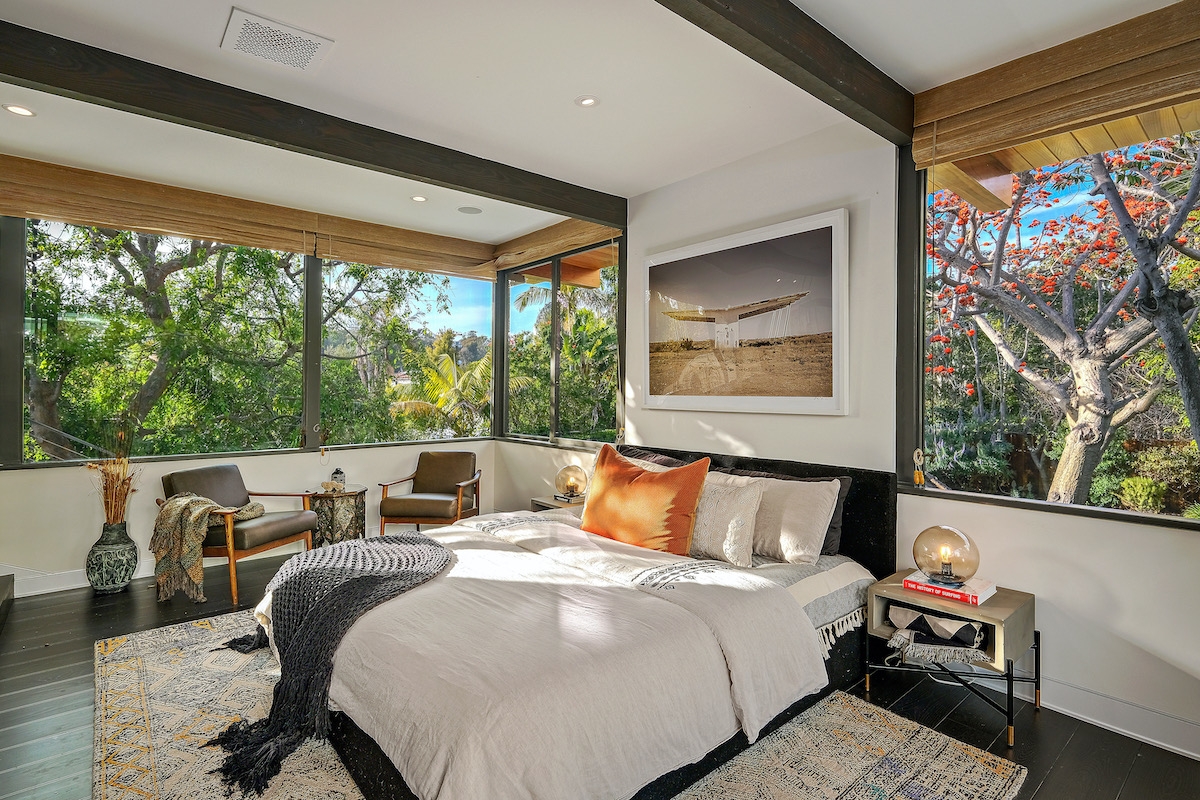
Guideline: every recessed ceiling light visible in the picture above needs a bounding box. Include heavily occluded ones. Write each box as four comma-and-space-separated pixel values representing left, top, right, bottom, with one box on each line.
411, 195, 427, 202
3, 104, 35, 117
574, 95, 598, 107
458, 206, 483, 215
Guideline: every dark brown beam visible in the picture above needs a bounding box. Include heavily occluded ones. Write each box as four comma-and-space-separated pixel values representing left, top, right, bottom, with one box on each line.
655, 0, 914, 145
0, 21, 627, 228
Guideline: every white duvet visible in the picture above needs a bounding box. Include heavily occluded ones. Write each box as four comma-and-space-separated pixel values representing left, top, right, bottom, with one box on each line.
260, 511, 828, 800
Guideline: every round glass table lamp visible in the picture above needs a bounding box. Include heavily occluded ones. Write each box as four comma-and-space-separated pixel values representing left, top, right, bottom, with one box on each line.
913, 525, 979, 587
554, 465, 588, 501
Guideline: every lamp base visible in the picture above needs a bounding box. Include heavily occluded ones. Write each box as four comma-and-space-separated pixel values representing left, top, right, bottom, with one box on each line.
553, 493, 584, 503
921, 571, 966, 588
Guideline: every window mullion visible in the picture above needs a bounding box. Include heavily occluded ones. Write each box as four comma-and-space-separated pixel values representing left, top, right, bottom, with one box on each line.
0, 217, 24, 464
301, 253, 322, 450
550, 256, 561, 441
897, 146, 926, 485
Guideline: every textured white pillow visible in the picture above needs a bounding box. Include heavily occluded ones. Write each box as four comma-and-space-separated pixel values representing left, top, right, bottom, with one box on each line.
705, 471, 840, 565
689, 480, 764, 567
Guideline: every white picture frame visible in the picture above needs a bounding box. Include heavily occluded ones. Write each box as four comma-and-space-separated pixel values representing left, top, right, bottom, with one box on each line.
643, 208, 849, 415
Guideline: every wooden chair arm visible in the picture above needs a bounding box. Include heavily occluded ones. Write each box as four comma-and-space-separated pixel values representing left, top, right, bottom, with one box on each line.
379, 473, 417, 489
456, 471, 482, 489
379, 473, 417, 500
247, 490, 315, 511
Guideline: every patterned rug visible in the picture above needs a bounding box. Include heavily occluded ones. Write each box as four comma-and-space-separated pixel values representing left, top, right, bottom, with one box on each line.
94, 612, 1025, 800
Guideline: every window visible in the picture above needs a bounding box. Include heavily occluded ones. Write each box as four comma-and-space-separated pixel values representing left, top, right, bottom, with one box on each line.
320, 262, 493, 445
922, 130, 1200, 519
24, 221, 303, 460
501, 242, 623, 443
505, 263, 553, 437
15, 217, 498, 464
557, 251, 619, 442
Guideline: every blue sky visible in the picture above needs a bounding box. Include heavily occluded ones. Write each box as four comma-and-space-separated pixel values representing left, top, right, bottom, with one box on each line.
418, 277, 544, 336
421, 276, 494, 337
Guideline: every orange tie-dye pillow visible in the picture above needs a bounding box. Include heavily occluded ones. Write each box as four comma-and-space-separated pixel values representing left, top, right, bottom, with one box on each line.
581, 444, 710, 555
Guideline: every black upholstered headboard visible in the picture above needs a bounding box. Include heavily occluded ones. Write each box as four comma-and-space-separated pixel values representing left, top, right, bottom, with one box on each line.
621, 445, 897, 581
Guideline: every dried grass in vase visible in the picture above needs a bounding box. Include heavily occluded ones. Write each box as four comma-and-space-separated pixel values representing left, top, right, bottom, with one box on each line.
88, 456, 140, 524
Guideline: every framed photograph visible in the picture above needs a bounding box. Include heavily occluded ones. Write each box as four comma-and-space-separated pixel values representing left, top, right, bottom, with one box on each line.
644, 208, 848, 415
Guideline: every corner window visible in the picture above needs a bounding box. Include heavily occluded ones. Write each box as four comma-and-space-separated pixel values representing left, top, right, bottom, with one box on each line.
501, 241, 623, 443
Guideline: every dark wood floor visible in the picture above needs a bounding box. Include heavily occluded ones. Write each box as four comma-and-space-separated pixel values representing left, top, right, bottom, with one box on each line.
2, 558, 1197, 800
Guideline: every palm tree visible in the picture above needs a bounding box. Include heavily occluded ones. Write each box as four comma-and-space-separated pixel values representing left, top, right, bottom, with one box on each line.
391, 352, 494, 438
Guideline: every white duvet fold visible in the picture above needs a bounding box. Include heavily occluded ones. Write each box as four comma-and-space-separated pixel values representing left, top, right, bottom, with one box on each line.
464, 512, 829, 742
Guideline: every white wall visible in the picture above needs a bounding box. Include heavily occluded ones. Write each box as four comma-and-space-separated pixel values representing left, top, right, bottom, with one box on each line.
1, 440, 495, 596
493, 440, 595, 512
624, 121, 898, 471
620, 118, 1200, 757
900, 494, 1200, 757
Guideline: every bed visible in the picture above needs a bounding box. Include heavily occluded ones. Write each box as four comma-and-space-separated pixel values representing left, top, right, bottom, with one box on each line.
318, 446, 897, 800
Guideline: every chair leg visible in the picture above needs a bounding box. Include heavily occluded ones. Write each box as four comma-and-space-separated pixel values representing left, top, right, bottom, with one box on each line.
380, 517, 387, 537
304, 530, 313, 551
228, 556, 239, 607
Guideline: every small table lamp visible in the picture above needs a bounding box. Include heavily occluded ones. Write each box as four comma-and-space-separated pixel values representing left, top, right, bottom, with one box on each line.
554, 465, 588, 503
913, 525, 979, 587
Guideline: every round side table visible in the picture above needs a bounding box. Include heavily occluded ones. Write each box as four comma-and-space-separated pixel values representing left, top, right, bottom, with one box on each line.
307, 483, 368, 547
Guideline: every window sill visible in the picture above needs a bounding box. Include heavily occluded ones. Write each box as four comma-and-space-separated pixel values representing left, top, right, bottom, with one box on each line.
4, 437, 494, 471
898, 483, 1200, 533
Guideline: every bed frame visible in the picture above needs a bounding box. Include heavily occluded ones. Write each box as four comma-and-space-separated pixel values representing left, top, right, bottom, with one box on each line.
329, 447, 898, 800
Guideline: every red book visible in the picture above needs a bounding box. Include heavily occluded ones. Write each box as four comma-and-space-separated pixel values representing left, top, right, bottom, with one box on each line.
903, 573, 997, 605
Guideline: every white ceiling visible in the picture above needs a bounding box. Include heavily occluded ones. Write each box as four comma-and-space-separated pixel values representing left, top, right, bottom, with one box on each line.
795, 0, 1178, 93
0, 81, 566, 244
0, 0, 1171, 241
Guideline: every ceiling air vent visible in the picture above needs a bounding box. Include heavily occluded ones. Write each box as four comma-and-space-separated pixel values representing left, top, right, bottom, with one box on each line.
220, 8, 333, 71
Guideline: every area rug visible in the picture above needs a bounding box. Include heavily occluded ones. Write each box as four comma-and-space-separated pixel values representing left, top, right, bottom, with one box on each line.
94, 612, 1025, 800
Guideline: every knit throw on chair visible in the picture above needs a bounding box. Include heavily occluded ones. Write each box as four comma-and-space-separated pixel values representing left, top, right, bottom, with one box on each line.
150, 493, 265, 602
209, 531, 454, 796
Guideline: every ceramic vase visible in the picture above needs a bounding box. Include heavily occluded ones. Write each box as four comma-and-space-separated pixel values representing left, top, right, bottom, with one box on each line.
85, 522, 138, 594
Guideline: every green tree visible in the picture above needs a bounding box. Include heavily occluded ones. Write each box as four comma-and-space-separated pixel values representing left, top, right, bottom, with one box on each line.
392, 351, 495, 438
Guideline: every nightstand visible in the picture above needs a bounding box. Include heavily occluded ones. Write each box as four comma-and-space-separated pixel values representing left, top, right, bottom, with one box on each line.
530, 495, 585, 512
865, 568, 1041, 746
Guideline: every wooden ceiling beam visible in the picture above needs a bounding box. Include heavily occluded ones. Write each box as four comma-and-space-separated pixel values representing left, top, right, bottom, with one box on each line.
482, 219, 623, 273
931, 156, 1013, 212
654, 0, 914, 145
0, 20, 627, 229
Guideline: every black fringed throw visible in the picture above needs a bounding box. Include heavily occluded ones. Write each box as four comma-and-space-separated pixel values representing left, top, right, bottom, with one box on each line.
208, 532, 454, 796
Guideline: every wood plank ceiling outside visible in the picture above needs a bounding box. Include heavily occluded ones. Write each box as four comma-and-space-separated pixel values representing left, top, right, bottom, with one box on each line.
0, 154, 621, 280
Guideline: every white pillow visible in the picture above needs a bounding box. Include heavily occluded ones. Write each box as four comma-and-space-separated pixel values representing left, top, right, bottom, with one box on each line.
705, 471, 840, 565
689, 480, 763, 567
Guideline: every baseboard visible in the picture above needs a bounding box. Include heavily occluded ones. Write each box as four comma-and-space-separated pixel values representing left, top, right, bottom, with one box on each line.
0, 573, 13, 633
7, 562, 157, 597
1040, 676, 1200, 761
5, 544, 303, 597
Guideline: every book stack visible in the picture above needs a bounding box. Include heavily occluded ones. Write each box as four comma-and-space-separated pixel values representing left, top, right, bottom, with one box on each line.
903, 572, 997, 605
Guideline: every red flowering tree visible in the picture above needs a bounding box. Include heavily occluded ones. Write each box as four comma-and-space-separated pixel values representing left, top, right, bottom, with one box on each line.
927, 136, 1200, 504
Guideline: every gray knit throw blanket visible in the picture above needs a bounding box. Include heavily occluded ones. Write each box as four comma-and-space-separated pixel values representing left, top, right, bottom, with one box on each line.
150, 493, 265, 602
208, 531, 454, 796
